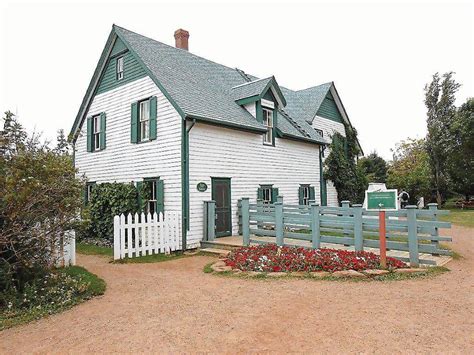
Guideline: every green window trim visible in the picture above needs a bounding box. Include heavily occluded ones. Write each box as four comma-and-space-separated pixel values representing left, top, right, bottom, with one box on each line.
86, 113, 106, 152
130, 96, 157, 144
257, 184, 278, 204
256, 99, 277, 147
298, 184, 315, 205
137, 178, 164, 215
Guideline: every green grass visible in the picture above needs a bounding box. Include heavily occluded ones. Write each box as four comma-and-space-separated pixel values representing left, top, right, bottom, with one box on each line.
440, 209, 474, 228
204, 264, 450, 282
114, 251, 189, 264
0, 266, 106, 330
76, 243, 113, 257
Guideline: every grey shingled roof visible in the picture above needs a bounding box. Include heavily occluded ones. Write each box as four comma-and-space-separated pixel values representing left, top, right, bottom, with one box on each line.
231, 77, 274, 101
73, 25, 329, 143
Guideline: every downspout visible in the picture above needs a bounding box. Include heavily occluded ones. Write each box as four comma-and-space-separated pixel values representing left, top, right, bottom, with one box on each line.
181, 117, 196, 252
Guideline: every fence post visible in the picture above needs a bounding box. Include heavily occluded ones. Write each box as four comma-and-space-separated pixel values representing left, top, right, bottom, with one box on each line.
114, 215, 120, 260
237, 199, 242, 235
277, 195, 284, 203
257, 199, 263, 229
353, 204, 363, 251
407, 205, 419, 267
275, 201, 284, 246
241, 198, 250, 246
310, 203, 320, 249
428, 203, 440, 254
341, 201, 350, 244
208, 200, 216, 241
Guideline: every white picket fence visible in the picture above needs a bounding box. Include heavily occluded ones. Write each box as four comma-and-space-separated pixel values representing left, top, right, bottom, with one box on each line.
113, 211, 181, 260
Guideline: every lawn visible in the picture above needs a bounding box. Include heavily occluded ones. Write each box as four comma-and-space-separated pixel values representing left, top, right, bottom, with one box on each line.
76, 242, 113, 257
440, 209, 474, 228
0, 266, 106, 330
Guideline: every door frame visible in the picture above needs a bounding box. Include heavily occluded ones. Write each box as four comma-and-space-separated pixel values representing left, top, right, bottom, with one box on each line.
211, 177, 232, 237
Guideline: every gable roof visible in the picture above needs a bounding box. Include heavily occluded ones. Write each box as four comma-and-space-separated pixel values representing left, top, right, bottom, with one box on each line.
72, 25, 364, 147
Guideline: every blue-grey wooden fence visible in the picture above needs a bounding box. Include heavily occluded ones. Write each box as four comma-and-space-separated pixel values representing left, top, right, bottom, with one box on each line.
238, 198, 452, 267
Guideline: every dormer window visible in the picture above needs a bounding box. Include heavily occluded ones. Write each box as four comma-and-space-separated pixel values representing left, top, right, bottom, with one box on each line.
116, 56, 124, 80
263, 107, 273, 145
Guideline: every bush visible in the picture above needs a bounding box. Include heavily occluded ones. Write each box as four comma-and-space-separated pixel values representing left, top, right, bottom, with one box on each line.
224, 244, 407, 272
0, 111, 83, 291
85, 182, 140, 242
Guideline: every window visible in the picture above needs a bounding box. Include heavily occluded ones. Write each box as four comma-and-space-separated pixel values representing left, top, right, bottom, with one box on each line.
258, 185, 278, 205
85, 182, 96, 205
139, 99, 150, 141
138, 178, 164, 215
300, 185, 310, 205
92, 115, 101, 151
116, 56, 124, 80
299, 185, 315, 206
263, 108, 273, 145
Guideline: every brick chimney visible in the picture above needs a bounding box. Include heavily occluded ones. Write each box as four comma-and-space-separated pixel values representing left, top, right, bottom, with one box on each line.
174, 29, 189, 50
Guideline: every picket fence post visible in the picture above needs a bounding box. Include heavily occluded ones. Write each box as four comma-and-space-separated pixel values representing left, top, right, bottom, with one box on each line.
353, 204, 363, 251
113, 215, 120, 260
428, 203, 440, 254
275, 202, 284, 246
241, 198, 250, 246
407, 205, 419, 267
310, 203, 320, 249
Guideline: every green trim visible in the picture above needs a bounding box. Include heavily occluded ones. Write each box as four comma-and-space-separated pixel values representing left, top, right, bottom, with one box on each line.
186, 114, 266, 133
235, 95, 260, 106
319, 148, 327, 206
234, 76, 286, 107
316, 93, 343, 123
211, 177, 232, 237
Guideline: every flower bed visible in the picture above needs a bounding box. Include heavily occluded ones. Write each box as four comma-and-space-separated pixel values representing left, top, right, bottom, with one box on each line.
224, 244, 407, 272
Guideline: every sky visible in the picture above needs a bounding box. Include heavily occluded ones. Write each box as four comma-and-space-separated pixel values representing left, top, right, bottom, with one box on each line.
0, 0, 472, 159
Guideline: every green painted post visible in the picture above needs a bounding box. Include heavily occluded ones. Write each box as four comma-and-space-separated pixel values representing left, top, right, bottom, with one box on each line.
353, 204, 363, 251
237, 199, 242, 235
428, 203, 439, 254
407, 205, 419, 267
341, 200, 350, 244
257, 199, 263, 230
241, 198, 250, 246
310, 203, 320, 249
277, 195, 283, 203
208, 200, 216, 241
275, 202, 284, 246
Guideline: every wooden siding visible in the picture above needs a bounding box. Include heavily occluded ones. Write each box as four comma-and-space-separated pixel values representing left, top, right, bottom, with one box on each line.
96, 46, 147, 95
75, 76, 182, 240
187, 123, 321, 247
312, 115, 346, 207
243, 102, 256, 118
316, 92, 343, 123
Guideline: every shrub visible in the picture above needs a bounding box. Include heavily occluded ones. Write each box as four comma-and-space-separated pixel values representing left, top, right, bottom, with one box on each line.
224, 244, 406, 272
86, 182, 140, 242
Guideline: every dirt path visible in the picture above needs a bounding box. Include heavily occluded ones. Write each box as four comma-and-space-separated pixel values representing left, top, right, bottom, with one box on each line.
1, 225, 473, 354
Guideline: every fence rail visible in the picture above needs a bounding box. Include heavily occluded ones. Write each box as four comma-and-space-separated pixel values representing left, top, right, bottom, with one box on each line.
239, 198, 451, 267
113, 211, 181, 260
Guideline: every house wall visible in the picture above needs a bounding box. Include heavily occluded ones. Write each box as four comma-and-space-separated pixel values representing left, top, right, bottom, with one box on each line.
75, 76, 182, 237
312, 114, 346, 207
187, 123, 321, 247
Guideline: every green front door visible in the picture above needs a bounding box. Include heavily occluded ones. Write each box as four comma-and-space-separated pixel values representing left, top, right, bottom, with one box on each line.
212, 178, 232, 237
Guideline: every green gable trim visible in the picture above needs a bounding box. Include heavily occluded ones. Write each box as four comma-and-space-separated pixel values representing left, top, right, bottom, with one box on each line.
235, 95, 260, 106
316, 93, 343, 123
110, 37, 127, 56
96, 50, 147, 95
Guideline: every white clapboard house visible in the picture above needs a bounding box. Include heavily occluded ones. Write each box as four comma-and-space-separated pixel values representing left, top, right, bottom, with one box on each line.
70, 25, 363, 249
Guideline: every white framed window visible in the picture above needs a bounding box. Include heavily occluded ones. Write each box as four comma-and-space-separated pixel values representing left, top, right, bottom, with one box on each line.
261, 186, 272, 204
139, 99, 150, 141
145, 180, 157, 214
263, 108, 273, 145
301, 185, 310, 205
116, 56, 124, 80
92, 115, 101, 151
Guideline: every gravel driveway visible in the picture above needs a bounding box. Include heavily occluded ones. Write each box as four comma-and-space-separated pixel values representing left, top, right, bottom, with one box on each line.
1, 225, 473, 353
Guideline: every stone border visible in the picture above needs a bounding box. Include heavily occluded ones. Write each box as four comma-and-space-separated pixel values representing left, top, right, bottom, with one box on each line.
209, 260, 427, 279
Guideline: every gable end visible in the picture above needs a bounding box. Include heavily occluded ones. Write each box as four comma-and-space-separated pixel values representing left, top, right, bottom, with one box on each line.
316, 91, 343, 123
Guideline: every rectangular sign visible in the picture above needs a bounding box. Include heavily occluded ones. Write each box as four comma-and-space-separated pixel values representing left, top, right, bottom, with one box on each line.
366, 189, 398, 210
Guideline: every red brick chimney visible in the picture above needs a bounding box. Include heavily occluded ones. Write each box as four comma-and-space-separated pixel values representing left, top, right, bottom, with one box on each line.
174, 29, 189, 50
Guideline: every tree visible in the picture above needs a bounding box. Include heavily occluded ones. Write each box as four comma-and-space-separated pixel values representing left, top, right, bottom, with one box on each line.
0, 112, 83, 290
446, 98, 474, 200
324, 129, 367, 204
387, 138, 431, 204
424, 72, 461, 205
54, 129, 70, 155
357, 151, 388, 183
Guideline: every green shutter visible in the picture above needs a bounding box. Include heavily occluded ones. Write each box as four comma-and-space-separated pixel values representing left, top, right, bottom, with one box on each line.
272, 109, 277, 146
156, 179, 164, 215
298, 186, 304, 205
149, 96, 157, 140
257, 187, 263, 200
99, 112, 106, 150
256, 101, 263, 123
271, 188, 279, 203
309, 186, 315, 201
131, 102, 139, 143
86, 116, 93, 152
136, 181, 143, 211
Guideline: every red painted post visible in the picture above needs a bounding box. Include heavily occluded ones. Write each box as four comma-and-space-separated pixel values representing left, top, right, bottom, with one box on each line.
379, 210, 387, 269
